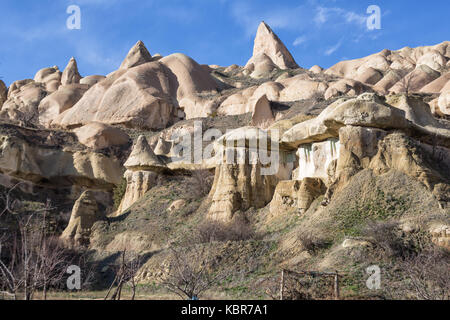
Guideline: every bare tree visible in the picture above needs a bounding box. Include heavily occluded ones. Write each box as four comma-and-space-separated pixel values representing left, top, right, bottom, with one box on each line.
104, 250, 142, 300
158, 245, 232, 300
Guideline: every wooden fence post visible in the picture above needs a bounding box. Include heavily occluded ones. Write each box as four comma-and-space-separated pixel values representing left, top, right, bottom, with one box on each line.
280, 269, 285, 300
334, 273, 340, 300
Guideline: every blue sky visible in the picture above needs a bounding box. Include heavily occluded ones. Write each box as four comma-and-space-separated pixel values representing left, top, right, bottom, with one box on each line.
0, 0, 448, 86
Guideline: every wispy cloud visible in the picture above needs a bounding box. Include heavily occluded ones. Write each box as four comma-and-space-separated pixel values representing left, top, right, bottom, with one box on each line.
293, 36, 307, 46
324, 40, 342, 56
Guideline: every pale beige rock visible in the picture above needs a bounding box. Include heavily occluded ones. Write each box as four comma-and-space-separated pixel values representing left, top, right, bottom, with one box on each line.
61, 57, 81, 85
34, 66, 61, 92
429, 224, 450, 250
279, 76, 327, 101
416, 50, 446, 71
154, 136, 175, 157
208, 127, 280, 221
80, 75, 106, 86
0, 134, 122, 188
0, 81, 47, 124
120, 40, 152, 69
354, 67, 383, 85
282, 94, 408, 147
54, 53, 217, 129
249, 53, 277, 79
53, 62, 176, 130
74, 122, 130, 150
124, 135, 166, 171
217, 86, 257, 115
420, 74, 450, 93
437, 91, 450, 115
309, 65, 323, 74
61, 190, 105, 245
269, 178, 326, 217
251, 94, 274, 127
342, 239, 371, 248
246, 21, 298, 71
373, 70, 402, 94
167, 199, 187, 213
0, 80, 6, 107
38, 84, 89, 125
389, 65, 440, 93
117, 170, 158, 213
224, 64, 240, 73
324, 79, 368, 100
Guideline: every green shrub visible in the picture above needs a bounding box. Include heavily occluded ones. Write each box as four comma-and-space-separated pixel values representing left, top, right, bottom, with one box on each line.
113, 178, 127, 210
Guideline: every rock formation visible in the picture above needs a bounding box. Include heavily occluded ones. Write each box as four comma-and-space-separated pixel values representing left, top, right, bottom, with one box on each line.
245, 22, 298, 78
117, 135, 166, 213
61, 57, 82, 85
61, 190, 109, 245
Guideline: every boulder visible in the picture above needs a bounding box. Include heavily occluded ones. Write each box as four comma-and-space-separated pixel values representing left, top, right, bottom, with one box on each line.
429, 224, 450, 250
124, 135, 166, 171
73, 122, 131, 150
373, 70, 402, 94
309, 65, 323, 74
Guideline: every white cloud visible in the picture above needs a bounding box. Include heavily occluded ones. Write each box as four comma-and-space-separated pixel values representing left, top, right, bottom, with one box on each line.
293, 36, 307, 46
324, 40, 342, 56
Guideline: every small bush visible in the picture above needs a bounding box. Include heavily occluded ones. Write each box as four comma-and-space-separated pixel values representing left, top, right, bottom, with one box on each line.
297, 232, 331, 254
196, 217, 256, 243
188, 170, 214, 199
113, 178, 127, 210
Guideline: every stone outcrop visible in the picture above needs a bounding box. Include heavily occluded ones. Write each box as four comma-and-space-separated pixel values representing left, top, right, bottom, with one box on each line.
120, 40, 153, 69
73, 122, 131, 150
34, 66, 62, 92
326, 41, 450, 93
245, 22, 298, 78
269, 178, 326, 217
208, 127, 285, 221
61, 57, 82, 85
251, 94, 274, 127
0, 80, 7, 107
281, 92, 450, 208
61, 190, 109, 245
0, 80, 47, 125
0, 129, 122, 189
117, 135, 166, 213
53, 52, 218, 130
38, 84, 89, 125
